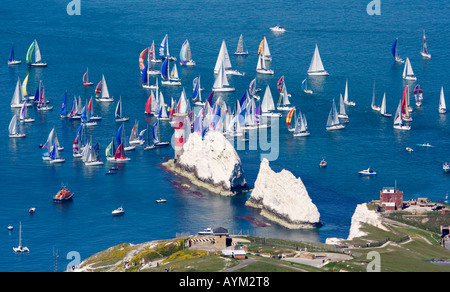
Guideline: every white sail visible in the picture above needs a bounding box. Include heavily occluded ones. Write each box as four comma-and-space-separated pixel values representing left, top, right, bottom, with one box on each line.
101, 75, 110, 99
439, 86, 446, 113
235, 34, 247, 54
9, 115, 18, 135
338, 94, 347, 117
214, 40, 232, 73
308, 44, 328, 75
11, 77, 24, 107
402, 58, 416, 80
380, 93, 387, 115
394, 101, 403, 126
213, 60, 233, 91
262, 36, 271, 59
34, 40, 42, 63
261, 85, 275, 112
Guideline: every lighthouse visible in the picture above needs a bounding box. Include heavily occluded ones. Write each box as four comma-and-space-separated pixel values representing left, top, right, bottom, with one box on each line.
172, 113, 188, 161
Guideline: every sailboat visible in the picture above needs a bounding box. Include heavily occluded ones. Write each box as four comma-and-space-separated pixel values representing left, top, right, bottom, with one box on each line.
48, 142, 65, 164
401, 86, 413, 121
26, 40, 47, 67
159, 34, 177, 61
179, 39, 196, 66
115, 97, 129, 122
145, 121, 170, 149
95, 75, 114, 102
42, 128, 64, 161
338, 94, 348, 119
394, 100, 411, 130
129, 120, 145, 145
22, 74, 32, 100
73, 124, 85, 158
11, 77, 31, 108
142, 62, 159, 89
380, 93, 392, 117
256, 53, 274, 75
9, 115, 26, 138
146, 46, 161, 75
326, 99, 345, 131
214, 40, 244, 76
36, 81, 53, 111
392, 38, 405, 63
293, 110, 310, 137
161, 57, 181, 86
83, 137, 103, 166
258, 37, 272, 61
87, 96, 101, 120
234, 34, 248, 56
286, 107, 296, 131
192, 76, 205, 106
439, 86, 446, 114
420, 30, 431, 59
83, 68, 94, 86
277, 81, 293, 111
414, 84, 423, 107
307, 44, 329, 76
7, 44, 21, 65
212, 60, 235, 92
301, 78, 313, 94
402, 58, 417, 81
13, 222, 29, 253
371, 81, 380, 111
80, 104, 97, 127
20, 100, 35, 123
343, 79, 355, 106
149, 40, 161, 63
260, 85, 281, 117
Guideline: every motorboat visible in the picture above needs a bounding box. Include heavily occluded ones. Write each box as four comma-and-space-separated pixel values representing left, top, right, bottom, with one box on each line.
198, 227, 214, 236
8, 225, 13, 231
112, 206, 124, 216
443, 162, 450, 173
156, 198, 167, 204
359, 168, 377, 176
53, 186, 74, 203
406, 147, 414, 152
319, 158, 327, 168
29, 208, 36, 214
270, 25, 286, 33
105, 167, 118, 175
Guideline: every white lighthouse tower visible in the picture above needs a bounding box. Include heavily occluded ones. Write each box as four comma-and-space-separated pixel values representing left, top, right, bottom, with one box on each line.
172, 113, 189, 161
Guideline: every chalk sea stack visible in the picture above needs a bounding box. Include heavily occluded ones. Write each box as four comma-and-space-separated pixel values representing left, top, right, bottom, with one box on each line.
245, 158, 321, 229
162, 131, 246, 196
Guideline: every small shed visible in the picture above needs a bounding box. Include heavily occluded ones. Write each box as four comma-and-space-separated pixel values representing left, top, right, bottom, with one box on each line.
213, 227, 229, 249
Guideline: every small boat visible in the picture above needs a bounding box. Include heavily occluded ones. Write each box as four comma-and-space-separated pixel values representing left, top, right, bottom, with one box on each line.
359, 168, 377, 176
53, 186, 74, 203
380, 93, 392, 117
293, 110, 310, 137
26, 40, 47, 67
105, 167, 118, 175
48, 142, 65, 164
7, 44, 21, 65
270, 25, 286, 32
371, 81, 380, 111
261, 85, 281, 117
112, 206, 124, 216
95, 75, 114, 102
420, 30, 431, 59
179, 39, 196, 66
406, 147, 414, 152
256, 53, 273, 75
392, 38, 404, 63
212, 59, 235, 92
307, 44, 329, 76
414, 85, 423, 107
301, 78, 313, 94
160, 57, 181, 86
402, 58, 417, 81
144, 121, 170, 149
9, 115, 26, 138
28, 208, 35, 214
192, 76, 205, 106
35, 81, 53, 111
393, 100, 411, 131
198, 227, 214, 235
258, 37, 272, 61
115, 97, 129, 122
417, 143, 433, 148
319, 158, 327, 168
337, 93, 348, 119
7, 225, 13, 231
234, 34, 248, 56
159, 34, 177, 62
326, 99, 345, 131
215, 40, 244, 75
11, 77, 31, 108
83, 68, 94, 86
13, 222, 29, 254
277, 81, 293, 111
443, 162, 450, 173
343, 80, 355, 106
439, 86, 446, 114
156, 198, 167, 203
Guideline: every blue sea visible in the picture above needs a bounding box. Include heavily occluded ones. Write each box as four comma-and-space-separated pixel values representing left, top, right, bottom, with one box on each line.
1, 0, 449, 271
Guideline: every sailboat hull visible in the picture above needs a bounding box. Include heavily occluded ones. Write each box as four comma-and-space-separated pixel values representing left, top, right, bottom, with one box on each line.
8, 60, 21, 65
394, 125, 411, 130
262, 112, 282, 117
326, 124, 345, 131
403, 76, 417, 81
9, 133, 26, 138
420, 52, 431, 59
294, 131, 310, 137
29, 62, 47, 67
277, 106, 294, 111
83, 82, 94, 86
307, 71, 329, 76
161, 80, 181, 86
213, 87, 235, 92
256, 69, 274, 75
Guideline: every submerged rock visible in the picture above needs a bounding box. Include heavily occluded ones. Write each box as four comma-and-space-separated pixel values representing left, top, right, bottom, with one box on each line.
162, 131, 246, 196
245, 158, 321, 229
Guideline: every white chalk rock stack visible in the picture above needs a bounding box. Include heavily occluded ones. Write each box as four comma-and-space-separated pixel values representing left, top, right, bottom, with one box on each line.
245, 158, 321, 229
